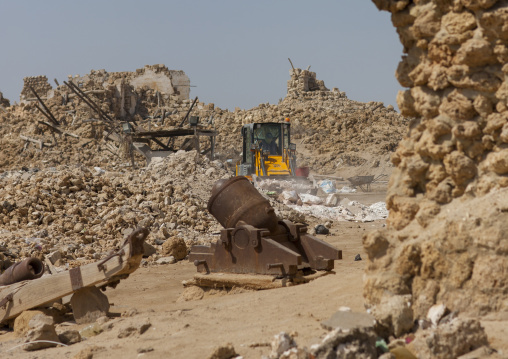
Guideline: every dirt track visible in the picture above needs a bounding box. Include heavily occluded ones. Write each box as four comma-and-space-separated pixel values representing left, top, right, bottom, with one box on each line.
0, 191, 384, 358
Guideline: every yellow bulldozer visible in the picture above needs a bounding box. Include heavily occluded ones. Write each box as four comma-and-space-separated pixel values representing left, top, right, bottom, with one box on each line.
235, 121, 313, 192
236, 121, 296, 177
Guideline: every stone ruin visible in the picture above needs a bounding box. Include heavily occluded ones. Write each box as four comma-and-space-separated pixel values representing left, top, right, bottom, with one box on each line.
20, 75, 53, 102
364, 0, 508, 335
19, 64, 190, 120
287, 67, 330, 94
0, 91, 10, 107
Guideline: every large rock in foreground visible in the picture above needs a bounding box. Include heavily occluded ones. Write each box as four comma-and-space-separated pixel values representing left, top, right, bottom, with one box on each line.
366, 0, 508, 334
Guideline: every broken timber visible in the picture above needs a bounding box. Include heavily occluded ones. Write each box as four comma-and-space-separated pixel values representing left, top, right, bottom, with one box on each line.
183, 271, 333, 291
29, 86, 59, 126
19, 135, 53, 149
0, 227, 148, 323
38, 120, 79, 138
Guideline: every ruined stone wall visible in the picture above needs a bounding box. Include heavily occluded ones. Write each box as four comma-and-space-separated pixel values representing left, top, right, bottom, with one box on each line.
20, 76, 52, 101
130, 64, 190, 100
20, 65, 190, 120
285, 70, 347, 101
0, 91, 9, 107
364, 0, 508, 335
69, 64, 190, 118
287, 68, 330, 95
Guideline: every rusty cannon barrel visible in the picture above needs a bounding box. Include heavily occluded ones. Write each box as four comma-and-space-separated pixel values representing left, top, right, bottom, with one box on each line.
208, 176, 278, 232
0, 257, 45, 286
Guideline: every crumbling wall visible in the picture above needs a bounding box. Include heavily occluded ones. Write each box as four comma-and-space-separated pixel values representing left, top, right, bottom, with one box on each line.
287, 68, 330, 95
20, 76, 52, 101
18, 65, 190, 120
364, 0, 508, 334
69, 64, 190, 119
130, 65, 190, 100
0, 91, 9, 107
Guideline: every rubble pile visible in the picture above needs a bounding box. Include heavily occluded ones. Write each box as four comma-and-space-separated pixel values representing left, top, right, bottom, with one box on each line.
364, 0, 508, 335
264, 306, 493, 359
0, 151, 229, 269
0, 64, 200, 170
0, 150, 307, 270
213, 71, 408, 175
0, 62, 407, 179
282, 191, 389, 223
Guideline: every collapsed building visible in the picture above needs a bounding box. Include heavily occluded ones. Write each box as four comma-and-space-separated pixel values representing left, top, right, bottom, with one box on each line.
0, 62, 407, 177
19, 65, 190, 120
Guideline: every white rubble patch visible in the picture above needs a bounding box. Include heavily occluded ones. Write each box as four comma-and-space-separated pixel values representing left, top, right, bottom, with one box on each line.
255, 178, 314, 194
286, 197, 388, 222
338, 186, 357, 193
298, 193, 323, 205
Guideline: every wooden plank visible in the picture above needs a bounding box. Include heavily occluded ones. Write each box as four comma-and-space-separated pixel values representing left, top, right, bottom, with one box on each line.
186, 270, 331, 291
44, 257, 57, 275
38, 120, 79, 138
103, 130, 122, 143
151, 137, 171, 150
29, 86, 59, 125
19, 135, 52, 149
311, 174, 344, 181
0, 228, 148, 323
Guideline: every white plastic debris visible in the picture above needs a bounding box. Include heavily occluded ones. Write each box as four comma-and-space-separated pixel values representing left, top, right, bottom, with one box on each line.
338, 186, 356, 193
319, 180, 337, 193
299, 193, 323, 205
427, 304, 447, 327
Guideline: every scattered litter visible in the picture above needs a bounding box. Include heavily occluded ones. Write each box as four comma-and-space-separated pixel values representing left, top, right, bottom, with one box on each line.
299, 193, 323, 205
319, 180, 336, 193
338, 186, 357, 193
314, 225, 329, 235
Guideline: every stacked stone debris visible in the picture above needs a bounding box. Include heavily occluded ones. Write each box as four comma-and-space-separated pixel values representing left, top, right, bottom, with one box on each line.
0, 64, 199, 170
287, 68, 329, 94
0, 64, 409, 271
363, 0, 508, 336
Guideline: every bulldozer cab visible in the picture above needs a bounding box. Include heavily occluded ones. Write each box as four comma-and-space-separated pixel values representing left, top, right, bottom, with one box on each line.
236, 122, 296, 179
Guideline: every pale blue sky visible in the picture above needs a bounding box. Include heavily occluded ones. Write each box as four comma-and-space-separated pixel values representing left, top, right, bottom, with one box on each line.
0, 1, 403, 111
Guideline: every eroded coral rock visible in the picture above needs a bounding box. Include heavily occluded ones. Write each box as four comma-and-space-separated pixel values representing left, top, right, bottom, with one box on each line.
368, 0, 508, 337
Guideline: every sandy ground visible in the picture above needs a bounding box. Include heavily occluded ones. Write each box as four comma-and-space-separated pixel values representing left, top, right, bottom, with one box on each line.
1, 190, 507, 358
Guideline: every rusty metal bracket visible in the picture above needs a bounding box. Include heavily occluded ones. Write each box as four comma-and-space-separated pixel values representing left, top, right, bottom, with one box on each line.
220, 229, 232, 250
231, 225, 268, 249
97, 249, 125, 272
267, 263, 286, 276
279, 220, 307, 241
194, 260, 210, 274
